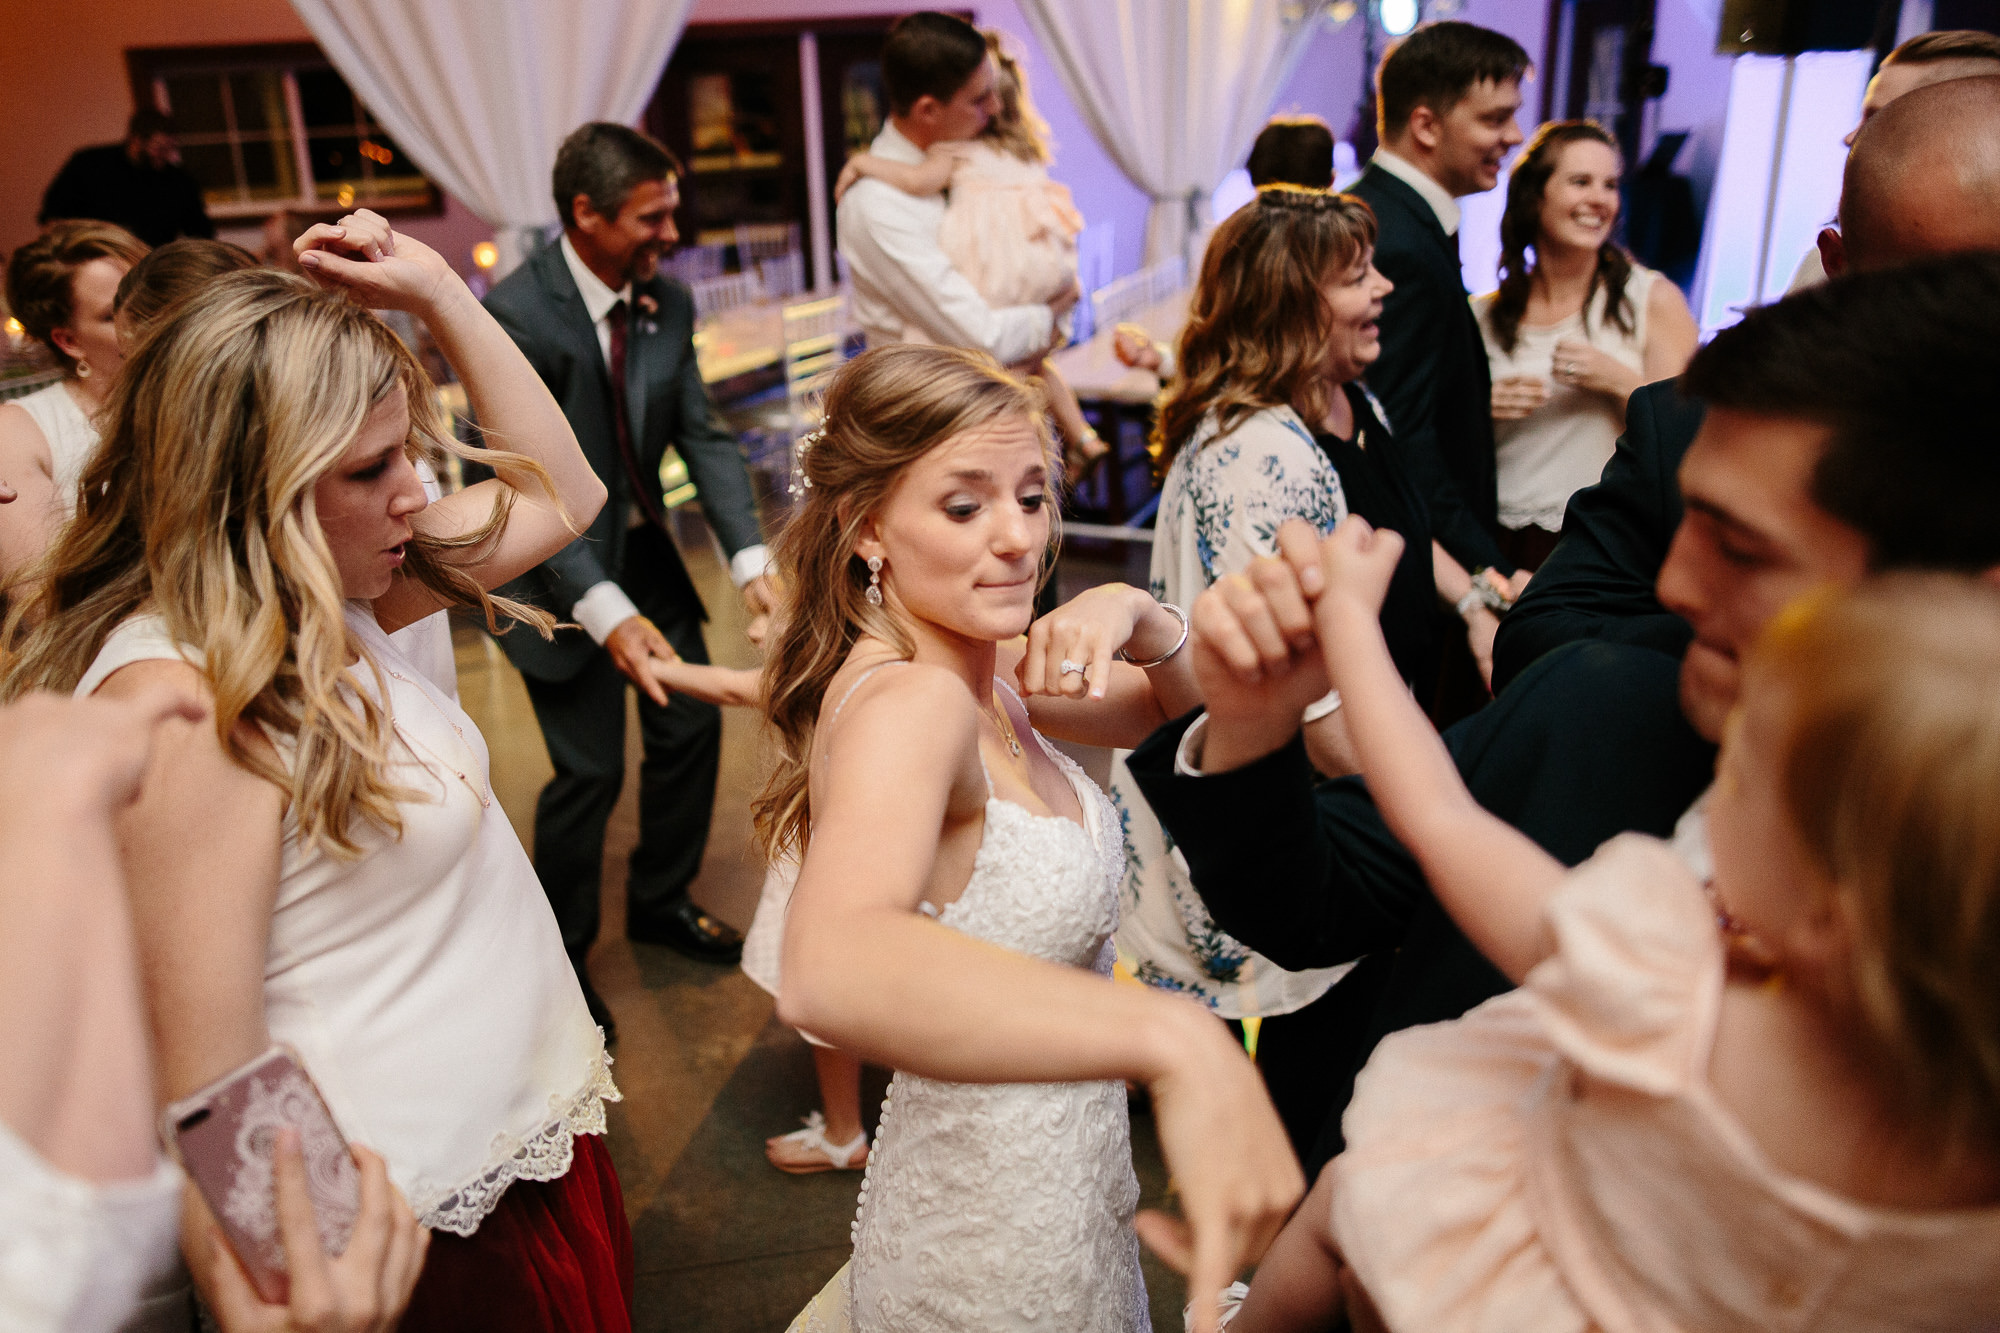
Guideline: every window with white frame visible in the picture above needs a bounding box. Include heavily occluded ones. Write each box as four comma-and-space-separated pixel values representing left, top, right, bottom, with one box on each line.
128, 44, 439, 220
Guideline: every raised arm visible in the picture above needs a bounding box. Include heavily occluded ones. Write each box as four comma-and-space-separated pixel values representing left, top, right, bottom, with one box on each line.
0, 683, 204, 1185
1011, 582, 1198, 746
833, 147, 960, 203
293, 211, 608, 632
1314, 519, 1563, 982
780, 665, 1301, 1329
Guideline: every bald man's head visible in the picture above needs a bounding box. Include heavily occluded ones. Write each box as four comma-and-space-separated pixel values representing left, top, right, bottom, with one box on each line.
1836, 75, 2000, 273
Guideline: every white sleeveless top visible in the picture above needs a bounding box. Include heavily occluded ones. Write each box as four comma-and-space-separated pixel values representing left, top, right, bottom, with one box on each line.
76, 604, 615, 1236
1474, 267, 1659, 532
9, 380, 100, 519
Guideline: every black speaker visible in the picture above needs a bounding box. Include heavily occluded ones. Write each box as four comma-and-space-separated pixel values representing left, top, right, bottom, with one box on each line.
1716, 0, 1884, 53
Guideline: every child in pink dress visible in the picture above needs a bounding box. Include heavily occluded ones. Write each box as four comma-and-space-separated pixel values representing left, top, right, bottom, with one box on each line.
836, 31, 1107, 483
1222, 524, 2000, 1332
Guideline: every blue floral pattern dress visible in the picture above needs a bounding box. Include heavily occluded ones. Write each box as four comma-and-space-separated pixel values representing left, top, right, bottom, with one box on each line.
1111, 405, 1356, 1018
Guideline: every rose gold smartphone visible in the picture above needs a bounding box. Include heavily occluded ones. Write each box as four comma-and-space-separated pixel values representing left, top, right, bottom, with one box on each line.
161, 1044, 361, 1304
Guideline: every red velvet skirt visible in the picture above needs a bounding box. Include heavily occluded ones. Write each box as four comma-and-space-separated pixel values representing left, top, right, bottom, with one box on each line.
402, 1132, 633, 1332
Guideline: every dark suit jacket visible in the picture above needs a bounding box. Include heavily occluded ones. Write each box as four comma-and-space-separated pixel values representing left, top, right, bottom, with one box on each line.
1347, 163, 1499, 540
1126, 639, 1716, 1169
1490, 379, 1705, 693
483, 241, 764, 683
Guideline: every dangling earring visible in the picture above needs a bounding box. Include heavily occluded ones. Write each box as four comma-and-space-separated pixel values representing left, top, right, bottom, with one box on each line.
73, 359, 91, 380
865, 555, 883, 606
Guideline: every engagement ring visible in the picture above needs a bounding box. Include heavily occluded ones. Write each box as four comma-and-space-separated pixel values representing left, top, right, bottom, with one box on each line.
1059, 659, 1087, 677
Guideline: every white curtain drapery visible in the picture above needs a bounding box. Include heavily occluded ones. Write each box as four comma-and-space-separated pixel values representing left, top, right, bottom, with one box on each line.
289, 0, 695, 274
1016, 0, 1320, 267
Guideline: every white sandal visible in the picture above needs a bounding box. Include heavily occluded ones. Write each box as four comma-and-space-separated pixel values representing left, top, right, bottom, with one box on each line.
1185, 1281, 1250, 1332
766, 1110, 869, 1175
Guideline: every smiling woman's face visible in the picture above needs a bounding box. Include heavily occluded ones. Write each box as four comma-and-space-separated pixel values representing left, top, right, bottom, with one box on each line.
858, 410, 1052, 646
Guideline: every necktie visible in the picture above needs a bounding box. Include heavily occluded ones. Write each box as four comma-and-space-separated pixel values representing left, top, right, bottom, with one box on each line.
606, 298, 668, 530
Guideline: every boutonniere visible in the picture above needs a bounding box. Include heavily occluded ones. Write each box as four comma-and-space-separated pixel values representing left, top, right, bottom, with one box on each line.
636, 292, 659, 333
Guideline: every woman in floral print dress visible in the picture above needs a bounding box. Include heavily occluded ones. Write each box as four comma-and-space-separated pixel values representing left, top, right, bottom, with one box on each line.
1114, 188, 1520, 1157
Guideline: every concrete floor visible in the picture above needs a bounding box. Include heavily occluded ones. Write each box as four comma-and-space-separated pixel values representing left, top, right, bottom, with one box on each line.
452, 517, 1187, 1331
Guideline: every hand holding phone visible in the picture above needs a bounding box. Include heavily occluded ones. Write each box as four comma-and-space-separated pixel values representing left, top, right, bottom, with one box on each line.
185, 1134, 428, 1333
168, 1046, 427, 1329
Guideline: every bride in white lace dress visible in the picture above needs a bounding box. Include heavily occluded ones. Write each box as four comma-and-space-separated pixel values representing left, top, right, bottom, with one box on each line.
755, 344, 1302, 1332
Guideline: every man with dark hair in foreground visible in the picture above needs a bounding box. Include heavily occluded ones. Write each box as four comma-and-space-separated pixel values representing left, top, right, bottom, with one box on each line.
39, 107, 214, 248
1127, 253, 2000, 1173
484, 123, 773, 1031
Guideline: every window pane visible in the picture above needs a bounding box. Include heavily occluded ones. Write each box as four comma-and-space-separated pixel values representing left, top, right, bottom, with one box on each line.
227, 70, 290, 137
163, 73, 228, 136
309, 133, 362, 188
296, 66, 358, 132
688, 70, 784, 173
238, 135, 297, 200
179, 142, 240, 199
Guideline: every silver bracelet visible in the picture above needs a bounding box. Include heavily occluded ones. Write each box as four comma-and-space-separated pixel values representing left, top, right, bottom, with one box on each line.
1119, 600, 1189, 668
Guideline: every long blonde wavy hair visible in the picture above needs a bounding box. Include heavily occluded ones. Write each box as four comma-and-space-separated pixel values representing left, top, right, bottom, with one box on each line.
752, 344, 1055, 861
1, 269, 559, 859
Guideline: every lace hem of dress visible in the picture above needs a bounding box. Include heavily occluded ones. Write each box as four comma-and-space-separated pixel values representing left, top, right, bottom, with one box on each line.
411, 1039, 622, 1236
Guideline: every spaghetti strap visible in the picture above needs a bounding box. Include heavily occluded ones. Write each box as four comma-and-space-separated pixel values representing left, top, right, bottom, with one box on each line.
829, 662, 900, 728
822, 660, 912, 765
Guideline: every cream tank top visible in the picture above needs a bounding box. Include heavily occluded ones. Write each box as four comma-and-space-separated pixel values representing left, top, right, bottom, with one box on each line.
75, 604, 615, 1236
1474, 266, 1658, 533
9, 380, 100, 519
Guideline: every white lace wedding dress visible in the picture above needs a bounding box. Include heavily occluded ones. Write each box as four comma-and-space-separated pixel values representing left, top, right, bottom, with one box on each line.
790, 681, 1151, 1332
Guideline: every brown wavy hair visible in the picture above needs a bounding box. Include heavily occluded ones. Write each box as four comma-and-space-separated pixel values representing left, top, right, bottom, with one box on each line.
3, 220, 149, 367
2, 269, 561, 859
1755, 575, 2000, 1155
1488, 120, 1635, 355
112, 237, 259, 348
753, 344, 1054, 860
1153, 188, 1378, 470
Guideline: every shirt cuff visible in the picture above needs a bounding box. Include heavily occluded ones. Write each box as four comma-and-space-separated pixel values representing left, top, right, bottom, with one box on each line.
1175, 696, 1335, 776
1157, 345, 1177, 380
572, 581, 642, 645
729, 544, 772, 588
1173, 712, 1213, 777
1301, 688, 1343, 724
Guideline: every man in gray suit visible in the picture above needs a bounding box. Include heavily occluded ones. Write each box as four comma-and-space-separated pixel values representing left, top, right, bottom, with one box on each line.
485, 123, 772, 1033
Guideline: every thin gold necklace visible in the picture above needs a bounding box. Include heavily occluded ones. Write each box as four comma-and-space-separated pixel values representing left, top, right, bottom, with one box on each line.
985, 687, 1024, 758
384, 668, 492, 808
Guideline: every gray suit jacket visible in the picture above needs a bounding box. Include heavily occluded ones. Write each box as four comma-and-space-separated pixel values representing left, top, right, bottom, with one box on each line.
483, 240, 763, 682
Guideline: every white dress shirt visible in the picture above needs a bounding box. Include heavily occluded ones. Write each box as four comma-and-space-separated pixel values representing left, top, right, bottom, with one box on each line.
1370, 148, 1462, 236
556, 235, 769, 644
837, 121, 1056, 366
